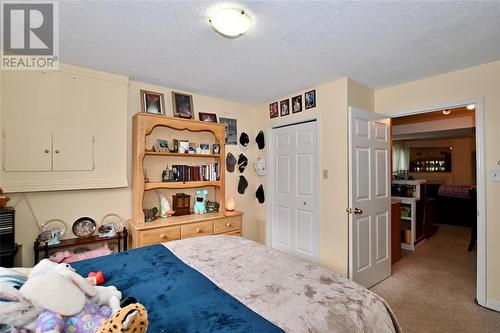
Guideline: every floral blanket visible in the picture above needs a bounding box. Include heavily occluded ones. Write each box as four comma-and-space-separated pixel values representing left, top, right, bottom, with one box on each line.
166, 235, 402, 333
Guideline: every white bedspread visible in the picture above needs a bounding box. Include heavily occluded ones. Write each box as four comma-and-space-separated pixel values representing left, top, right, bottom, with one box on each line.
165, 235, 401, 333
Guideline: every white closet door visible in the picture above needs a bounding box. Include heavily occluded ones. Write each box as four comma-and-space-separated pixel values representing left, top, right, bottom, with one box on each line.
272, 121, 319, 263
272, 126, 294, 255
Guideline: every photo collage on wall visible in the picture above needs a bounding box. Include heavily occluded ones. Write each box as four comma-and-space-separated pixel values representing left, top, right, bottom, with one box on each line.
269, 89, 316, 119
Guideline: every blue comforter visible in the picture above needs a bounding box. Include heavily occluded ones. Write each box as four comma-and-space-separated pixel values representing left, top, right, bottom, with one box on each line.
72, 244, 284, 333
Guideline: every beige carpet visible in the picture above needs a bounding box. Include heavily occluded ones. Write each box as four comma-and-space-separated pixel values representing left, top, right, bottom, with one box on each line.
370, 224, 500, 333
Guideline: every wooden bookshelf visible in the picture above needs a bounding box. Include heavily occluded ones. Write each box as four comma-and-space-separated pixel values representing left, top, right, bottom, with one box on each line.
144, 181, 221, 190
129, 113, 241, 249
145, 151, 221, 158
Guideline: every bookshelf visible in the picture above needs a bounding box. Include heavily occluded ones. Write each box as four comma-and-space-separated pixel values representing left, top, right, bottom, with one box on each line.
129, 113, 241, 248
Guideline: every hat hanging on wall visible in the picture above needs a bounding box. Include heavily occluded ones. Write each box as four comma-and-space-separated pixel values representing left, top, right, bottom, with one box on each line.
238, 154, 248, 173
256, 184, 265, 203
238, 175, 248, 194
239, 132, 249, 147
226, 152, 237, 173
256, 131, 265, 149
254, 158, 266, 176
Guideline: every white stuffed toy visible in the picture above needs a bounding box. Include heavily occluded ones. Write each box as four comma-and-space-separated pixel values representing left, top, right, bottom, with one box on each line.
20, 259, 121, 316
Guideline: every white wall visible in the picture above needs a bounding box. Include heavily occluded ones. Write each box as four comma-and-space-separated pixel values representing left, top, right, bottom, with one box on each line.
1, 64, 259, 266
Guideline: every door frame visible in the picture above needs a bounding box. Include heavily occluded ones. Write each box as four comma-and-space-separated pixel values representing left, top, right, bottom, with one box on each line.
266, 118, 320, 264
385, 97, 486, 307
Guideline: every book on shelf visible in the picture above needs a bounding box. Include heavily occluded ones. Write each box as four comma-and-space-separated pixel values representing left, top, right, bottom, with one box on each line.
171, 163, 220, 182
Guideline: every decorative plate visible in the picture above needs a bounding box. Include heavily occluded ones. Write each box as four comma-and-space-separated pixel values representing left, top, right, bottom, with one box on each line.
41, 219, 67, 239
72, 217, 97, 238
100, 213, 124, 232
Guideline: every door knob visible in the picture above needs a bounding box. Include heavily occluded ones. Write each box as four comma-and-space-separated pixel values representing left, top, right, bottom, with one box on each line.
353, 208, 363, 215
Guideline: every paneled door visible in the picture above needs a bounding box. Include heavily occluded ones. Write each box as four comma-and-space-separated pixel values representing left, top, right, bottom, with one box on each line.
348, 107, 391, 288
272, 120, 319, 264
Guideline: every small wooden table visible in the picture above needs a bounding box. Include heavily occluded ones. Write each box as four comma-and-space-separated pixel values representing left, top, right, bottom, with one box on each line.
33, 228, 128, 264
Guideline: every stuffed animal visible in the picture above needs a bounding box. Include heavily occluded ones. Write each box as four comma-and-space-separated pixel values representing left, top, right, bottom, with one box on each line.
96, 303, 148, 333
35, 300, 112, 333
0, 267, 40, 331
21, 260, 121, 316
193, 189, 208, 214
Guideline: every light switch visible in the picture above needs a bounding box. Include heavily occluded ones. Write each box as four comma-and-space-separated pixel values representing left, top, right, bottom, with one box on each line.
323, 169, 328, 179
490, 168, 500, 182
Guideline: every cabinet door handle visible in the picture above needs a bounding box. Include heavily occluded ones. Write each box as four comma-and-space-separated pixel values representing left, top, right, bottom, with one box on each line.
160, 234, 167, 240
226, 223, 231, 227
44, 149, 50, 153
55, 149, 60, 154
196, 228, 201, 233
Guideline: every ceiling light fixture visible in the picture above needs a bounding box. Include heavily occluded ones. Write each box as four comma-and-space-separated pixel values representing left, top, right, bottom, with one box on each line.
442, 109, 451, 115
209, 8, 252, 38
466, 104, 476, 110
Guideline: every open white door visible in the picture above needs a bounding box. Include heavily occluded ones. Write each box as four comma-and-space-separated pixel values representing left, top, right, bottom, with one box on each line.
348, 106, 391, 288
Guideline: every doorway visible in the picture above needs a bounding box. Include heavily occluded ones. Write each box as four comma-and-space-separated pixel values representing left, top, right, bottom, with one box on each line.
268, 120, 320, 264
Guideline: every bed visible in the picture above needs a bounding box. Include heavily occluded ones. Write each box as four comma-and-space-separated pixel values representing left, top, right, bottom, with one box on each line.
72, 235, 401, 333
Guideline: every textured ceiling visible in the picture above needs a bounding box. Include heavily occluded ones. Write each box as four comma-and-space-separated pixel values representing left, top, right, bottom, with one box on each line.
59, 1, 500, 104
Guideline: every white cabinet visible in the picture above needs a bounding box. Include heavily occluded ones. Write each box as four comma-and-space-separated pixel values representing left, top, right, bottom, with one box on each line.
52, 131, 93, 171
4, 130, 94, 172
1, 63, 128, 193
4, 129, 52, 171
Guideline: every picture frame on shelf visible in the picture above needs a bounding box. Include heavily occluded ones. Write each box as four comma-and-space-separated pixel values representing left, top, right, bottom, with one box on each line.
140, 90, 165, 115
292, 95, 302, 113
280, 99, 290, 116
172, 91, 194, 119
179, 140, 190, 153
269, 102, 279, 118
170, 139, 179, 153
212, 144, 220, 155
199, 112, 218, 123
157, 139, 169, 152
305, 89, 316, 109
219, 117, 237, 145
200, 143, 210, 154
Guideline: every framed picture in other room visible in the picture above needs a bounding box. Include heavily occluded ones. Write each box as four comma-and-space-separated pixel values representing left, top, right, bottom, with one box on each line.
280, 99, 290, 116
140, 90, 165, 115
219, 117, 237, 145
172, 91, 194, 119
292, 95, 302, 113
199, 112, 218, 123
305, 89, 316, 109
157, 139, 169, 152
269, 102, 279, 118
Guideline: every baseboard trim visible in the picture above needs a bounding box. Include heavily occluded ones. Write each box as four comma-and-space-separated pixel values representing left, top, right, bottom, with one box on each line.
486, 299, 500, 312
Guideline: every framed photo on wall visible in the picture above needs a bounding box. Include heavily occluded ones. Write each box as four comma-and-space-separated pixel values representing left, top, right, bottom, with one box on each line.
280, 99, 290, 116
219, 117, 237, 145
305, 89, 316, 109
172, 91, 194, 119
292, 95, 302, 113
140, 90, 165, 115
269, 102, 279, 118
199, 112, 218, 123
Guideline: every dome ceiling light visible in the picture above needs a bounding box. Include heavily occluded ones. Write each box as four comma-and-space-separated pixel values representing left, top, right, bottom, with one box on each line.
209, 8, 252, 38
